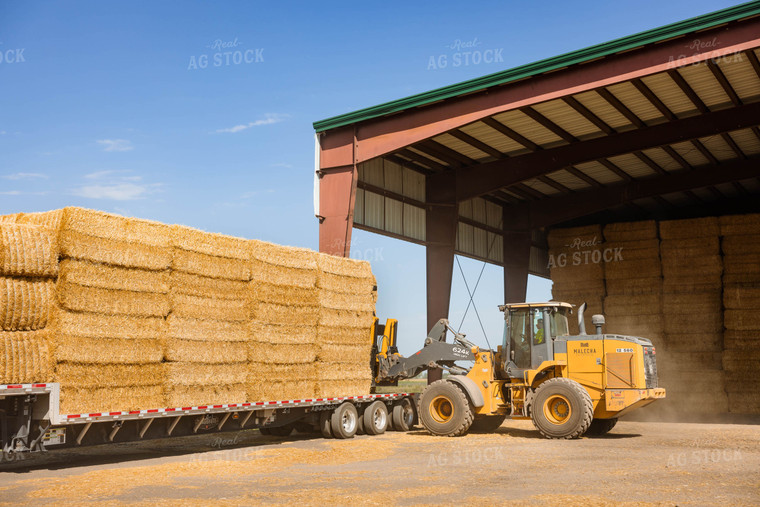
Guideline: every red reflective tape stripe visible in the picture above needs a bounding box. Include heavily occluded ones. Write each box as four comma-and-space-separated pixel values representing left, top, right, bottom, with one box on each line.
67, 414, 81, 419
109, 412, 122, 416
293, 400, 301, 403
129, 410, 140, 414
197, 405, 208, 409
32, 383, 47, 388
304, 399, 312, 402
255, 402, 265, 406
7, 385, 22, 389
213, 405, 223, 408
268, 401, 278, 405
89, 413, 102, 417
165, 408, 176, 412
182, 407, 192, 411
243, 403, 251, 406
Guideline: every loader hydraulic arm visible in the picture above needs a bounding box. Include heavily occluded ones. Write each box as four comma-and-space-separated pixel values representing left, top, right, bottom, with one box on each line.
374, 319, 478, 384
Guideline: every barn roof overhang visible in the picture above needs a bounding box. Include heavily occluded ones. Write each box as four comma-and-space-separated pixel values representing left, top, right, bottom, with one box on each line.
314, 2, 760, 277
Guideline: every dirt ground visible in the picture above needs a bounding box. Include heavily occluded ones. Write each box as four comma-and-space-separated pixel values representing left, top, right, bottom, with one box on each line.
0, 419, 758, 506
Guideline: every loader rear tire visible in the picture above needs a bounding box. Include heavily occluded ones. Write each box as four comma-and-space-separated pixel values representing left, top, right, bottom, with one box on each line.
418, 380, 474, 437
469, 414, 507, 433
584, 418, 618, 436
530, 378, 593, 439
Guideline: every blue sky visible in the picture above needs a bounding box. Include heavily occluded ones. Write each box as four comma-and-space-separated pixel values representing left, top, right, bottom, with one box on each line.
0, 0, 741, 355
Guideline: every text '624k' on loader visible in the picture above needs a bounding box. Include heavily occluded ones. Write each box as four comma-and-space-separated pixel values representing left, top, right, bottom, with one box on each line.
372, 302, 665, 439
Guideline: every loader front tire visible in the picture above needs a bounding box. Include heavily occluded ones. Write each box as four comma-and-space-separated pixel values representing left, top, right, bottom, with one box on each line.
530, 378, 593, 439
418, 380, 474, 437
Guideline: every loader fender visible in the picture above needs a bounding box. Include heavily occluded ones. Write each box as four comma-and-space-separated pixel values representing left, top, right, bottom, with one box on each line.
447, 375, 484, 408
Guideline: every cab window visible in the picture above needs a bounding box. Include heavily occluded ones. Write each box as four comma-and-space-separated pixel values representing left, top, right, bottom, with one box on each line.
509, 309, 531, 369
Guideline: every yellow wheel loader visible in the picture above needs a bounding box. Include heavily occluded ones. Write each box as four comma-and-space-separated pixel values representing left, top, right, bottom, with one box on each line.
372, 302, 665, 439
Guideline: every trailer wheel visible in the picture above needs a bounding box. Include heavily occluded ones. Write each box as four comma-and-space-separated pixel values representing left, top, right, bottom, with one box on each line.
584, 418, 618, 437
331, 402, 358, 439
259, 427, 272, 435
363, 400, 388, 435
294, 421, 317, 434
320, 411, 333, 438
391, 398, 415, 432
269, 423, 294, 437
356, 415, 366, 435
530, 377, 593, 439
418, 380, 474, 437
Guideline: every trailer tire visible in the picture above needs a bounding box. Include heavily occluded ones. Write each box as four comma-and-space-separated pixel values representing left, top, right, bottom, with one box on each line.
530, 378, 593, 439
469, 414, 507, 433
294, 421, 317, 434
418, 380, 474, 437
269, 423, 294, 437
584, 418, 618, 437
331, 402, 358, 439
259, 427, 272, 435
320, 411, 333, 438
356, 415, 366, 435
363, 400, 388, 435
391, 398, 415, 432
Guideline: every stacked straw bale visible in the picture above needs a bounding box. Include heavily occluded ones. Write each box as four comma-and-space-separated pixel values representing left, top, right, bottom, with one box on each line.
720, 214, 760, 414
0, 223, 57, 383
165, 225, 250, 407
314, 253, 376, 398
548, 225, 605, 334
658, 217, 727, 414
602, 221, 663, 345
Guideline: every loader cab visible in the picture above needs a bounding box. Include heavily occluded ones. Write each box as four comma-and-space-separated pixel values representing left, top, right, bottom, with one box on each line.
500, 303, 572, 378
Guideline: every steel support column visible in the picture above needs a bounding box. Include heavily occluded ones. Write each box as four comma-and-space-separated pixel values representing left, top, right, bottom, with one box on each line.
425, 173, 457, 384
503, 208, 531, 304
318, 165, 358, 256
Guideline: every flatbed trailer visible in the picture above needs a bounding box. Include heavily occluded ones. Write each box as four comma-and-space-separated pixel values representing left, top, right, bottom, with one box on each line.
0, 383, 416, 459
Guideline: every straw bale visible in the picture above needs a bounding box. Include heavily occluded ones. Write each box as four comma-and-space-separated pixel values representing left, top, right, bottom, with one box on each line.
60, 385, 165, 414
50, 309, 165, 340
248, 322, 317, 345
166, 384, 247, 408
723, 285, 760, 309
59, 259, 169, 294
657, 351, 722, 371
247, 380, 316, 402
318, 308, 374, 329
659, 217, 719, 240
317, 325, 371, 345
165, 338, 247, 364
55, 363, 164, 387
251, 240, 318, 269
53, 336, 163, 364
718, 214, 760, 236
170, 271, 248, 299
0, 223, 58, 277
661, 255, 722, 278
724, 378, 760, 391
248, 342, 317, 364
0, 331, 52, 383
10, 209, 65, 231
547, 225, 602, 248
723, 348, 760, 365
316, 252, 373, 279
170, 224, 250, 260
727, 394, 760, 414
603, 277, 659, 296
724, 310, 760, 331
318, 290, 375, 312
251, 259, 317, 288
603, 220, 657, 242
0, 213, 21, 223
170, 293, 246, 322
604, 294, 661, 316
167, 316, 247, 342
605, 259, 661, 280
549, 262, 604, 282
316, 271, 376, 294
603, 241, 659, 261
251, 302, 319, 326
660, 237, 719, 260
724, 330, 759, 349
249, 282, 318, 306
662, 276, 722, 294
662, 292, 721, 311
58, 281, 169, 318
1, 277, 54, 331
663, 312, 722, 334
721, 235, 760, 255
172, 248, 250, 281
317, 343, 369, 364
248, 362, 316, 379
657, 370, 724, 392
664, 332, 722, 352
59, 229, 171, 270
164, 363, 246, 385
315, 361, 370, 381
723, 272, 760, 285
315, 379, 371, 398
551, 279, 606, 294
723, 253, 760, 272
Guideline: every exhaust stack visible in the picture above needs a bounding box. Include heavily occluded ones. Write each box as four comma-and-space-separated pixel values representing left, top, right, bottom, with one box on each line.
578, 302, 587, 335
592, 314, 605, 336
